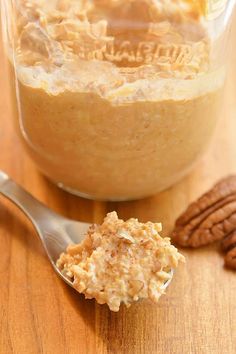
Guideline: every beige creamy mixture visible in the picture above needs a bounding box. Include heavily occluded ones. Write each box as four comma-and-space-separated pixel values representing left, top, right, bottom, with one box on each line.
5, 0, 225, 199
57, 212, 184, 311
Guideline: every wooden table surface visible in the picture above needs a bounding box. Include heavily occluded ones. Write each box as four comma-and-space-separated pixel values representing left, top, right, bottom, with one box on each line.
1, 18, 236, 354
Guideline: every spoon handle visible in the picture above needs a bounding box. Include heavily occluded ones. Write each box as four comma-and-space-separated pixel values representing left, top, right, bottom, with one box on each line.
0, 171, 58, 228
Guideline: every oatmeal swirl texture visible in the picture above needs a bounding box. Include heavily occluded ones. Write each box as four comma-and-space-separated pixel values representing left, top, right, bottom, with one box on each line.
7, 0, 225, 199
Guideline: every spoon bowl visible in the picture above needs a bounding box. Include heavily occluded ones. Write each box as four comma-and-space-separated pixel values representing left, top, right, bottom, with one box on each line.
0, 171, 173, 293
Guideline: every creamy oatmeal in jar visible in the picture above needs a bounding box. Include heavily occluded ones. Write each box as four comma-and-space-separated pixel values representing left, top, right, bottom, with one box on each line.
2, 1, 228, 200
57, 212, 184, 311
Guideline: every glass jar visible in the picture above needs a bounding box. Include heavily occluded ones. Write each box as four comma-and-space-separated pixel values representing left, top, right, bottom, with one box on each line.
1, 0, 234, 200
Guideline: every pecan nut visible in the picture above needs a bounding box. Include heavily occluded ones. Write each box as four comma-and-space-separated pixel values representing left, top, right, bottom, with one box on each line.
221, 230, 236, 270
224, 248, 236, 270
172, 176, 236, 248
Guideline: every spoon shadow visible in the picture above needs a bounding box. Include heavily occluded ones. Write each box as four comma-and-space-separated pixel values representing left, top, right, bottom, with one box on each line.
60, 279, 96, 331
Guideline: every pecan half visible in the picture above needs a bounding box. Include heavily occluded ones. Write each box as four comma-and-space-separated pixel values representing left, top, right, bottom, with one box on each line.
224, 248, 236, 270
172, 176, 236, 248
221, 230, 236, 251
221, 230, 236, 270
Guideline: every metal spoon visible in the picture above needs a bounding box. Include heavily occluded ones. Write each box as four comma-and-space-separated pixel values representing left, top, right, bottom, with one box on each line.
0, 171, 173, 295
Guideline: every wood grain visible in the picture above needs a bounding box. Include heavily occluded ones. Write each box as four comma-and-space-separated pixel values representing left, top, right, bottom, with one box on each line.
0, 16, 236, 354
